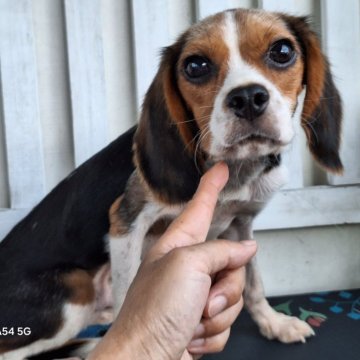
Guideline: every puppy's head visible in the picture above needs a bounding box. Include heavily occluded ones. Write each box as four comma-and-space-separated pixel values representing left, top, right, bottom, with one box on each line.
135, 9, 343, 203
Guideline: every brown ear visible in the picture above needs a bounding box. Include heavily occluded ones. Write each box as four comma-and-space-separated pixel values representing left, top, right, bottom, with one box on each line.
282, 15, 343, 174
133, 42, 201, 204
161, 45, 200, 149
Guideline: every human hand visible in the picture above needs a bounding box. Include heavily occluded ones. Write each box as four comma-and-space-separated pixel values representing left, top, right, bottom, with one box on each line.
89, 163, 257, 360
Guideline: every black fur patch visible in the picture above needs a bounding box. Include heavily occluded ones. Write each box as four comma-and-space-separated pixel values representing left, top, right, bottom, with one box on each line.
135, 44, 202, 204
307, 70, 343, 171
0, 126, 136, 351
264, 154, 282, 173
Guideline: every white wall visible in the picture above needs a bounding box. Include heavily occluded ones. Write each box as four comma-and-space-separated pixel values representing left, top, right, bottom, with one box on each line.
0, 0, 359, 296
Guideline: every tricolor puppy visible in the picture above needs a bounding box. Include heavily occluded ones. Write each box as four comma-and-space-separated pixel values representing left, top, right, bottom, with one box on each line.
109, 8, 342, 345
0, 8, 342, 359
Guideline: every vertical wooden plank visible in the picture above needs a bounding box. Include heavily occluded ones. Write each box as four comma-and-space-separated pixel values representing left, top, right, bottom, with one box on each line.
0, 0, 46, 208
196, 0, 235, 19
131, 0, 172, 109
0, 72, 9, 208
64, 0, 108, 166
321, 0, 360, 185
196, 0, 256, 20
259, 0, 313, 15
101, 0, 137, 140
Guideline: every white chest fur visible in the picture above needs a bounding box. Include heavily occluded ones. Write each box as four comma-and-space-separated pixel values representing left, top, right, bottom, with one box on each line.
208, 164, 288, 239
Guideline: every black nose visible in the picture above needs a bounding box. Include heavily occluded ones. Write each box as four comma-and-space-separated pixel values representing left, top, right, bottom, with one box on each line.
226, 85, 269, 121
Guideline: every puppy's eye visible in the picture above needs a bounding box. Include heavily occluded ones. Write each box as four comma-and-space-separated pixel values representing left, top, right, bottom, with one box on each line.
183, 56, 213, 82
267, 39, 296, 67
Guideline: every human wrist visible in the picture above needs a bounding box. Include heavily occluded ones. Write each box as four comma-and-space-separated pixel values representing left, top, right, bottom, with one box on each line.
118, 318, 181, 360
90, 313, 178, 360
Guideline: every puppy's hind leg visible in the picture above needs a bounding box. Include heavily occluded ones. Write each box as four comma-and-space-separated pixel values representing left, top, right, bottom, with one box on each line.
245, 259, 315, 343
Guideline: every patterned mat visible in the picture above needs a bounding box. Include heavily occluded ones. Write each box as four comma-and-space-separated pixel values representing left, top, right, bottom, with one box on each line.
75, 289, 360, 359
30, 289, 360, 359
204, 288, 360, 360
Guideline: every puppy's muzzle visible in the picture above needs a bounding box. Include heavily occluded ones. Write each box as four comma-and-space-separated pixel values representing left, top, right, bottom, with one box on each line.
226, 84, 269, 121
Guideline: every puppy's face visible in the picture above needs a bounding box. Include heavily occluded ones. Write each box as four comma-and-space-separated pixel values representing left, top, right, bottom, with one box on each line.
177, 9, 304, 161
136, 8, 342, 203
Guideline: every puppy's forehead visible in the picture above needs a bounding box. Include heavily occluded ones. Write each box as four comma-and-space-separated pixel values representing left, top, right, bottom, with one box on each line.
179, 12, 228, 60
181, 9, 296, 60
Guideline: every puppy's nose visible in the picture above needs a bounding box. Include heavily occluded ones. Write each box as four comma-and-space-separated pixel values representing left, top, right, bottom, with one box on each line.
226, 85, 269, 121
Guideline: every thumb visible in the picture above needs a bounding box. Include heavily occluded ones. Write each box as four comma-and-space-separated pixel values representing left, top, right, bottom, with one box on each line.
149, 162, 229, 259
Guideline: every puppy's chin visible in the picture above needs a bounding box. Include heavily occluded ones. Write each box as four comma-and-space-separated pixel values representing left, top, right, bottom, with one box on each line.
208, 138, 288, 162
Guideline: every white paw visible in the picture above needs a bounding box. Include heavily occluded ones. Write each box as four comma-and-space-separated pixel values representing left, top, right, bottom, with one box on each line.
258, 312, 315, 343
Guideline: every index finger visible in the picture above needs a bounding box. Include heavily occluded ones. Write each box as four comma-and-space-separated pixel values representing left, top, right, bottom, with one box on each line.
151, 162, 229, 257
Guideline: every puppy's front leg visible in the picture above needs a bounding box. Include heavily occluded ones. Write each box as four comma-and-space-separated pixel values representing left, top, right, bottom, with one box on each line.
245, 258, 315, 343
222, 218, 315, 343
108, 172, 165, 312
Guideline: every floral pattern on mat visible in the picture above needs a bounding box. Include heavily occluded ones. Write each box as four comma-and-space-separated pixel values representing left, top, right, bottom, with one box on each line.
272, 289, 360, 329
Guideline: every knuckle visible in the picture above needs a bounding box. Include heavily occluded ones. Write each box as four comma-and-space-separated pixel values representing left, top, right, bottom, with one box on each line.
169, 247, 189, 263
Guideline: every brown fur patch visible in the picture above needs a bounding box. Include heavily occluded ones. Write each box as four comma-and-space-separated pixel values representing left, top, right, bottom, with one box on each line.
236, 11, 304, 105
109, 195, 124, 236
62, 270, 95, 305
278, 15, 326, 125
109, 172, 151, 235
176, 12, 230, 153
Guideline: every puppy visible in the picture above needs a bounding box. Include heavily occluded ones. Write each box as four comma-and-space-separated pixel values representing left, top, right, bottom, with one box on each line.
0, 8, 342, 359
109, 8, 342, 345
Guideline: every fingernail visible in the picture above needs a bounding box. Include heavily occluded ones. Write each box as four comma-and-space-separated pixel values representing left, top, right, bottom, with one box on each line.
209, 295, 227, 317
188, 338, 205, 349
241, 240, 257, 246
193, 323, 205, 338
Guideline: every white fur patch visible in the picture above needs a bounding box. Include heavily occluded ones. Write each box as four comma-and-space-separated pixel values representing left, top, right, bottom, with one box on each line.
109, 203, 183, 311
251, 165, 288, 201
2, 304, 93, 360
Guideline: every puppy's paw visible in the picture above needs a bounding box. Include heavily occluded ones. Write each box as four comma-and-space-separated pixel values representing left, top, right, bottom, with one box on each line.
258, 312, 315, 343
93, 308, 114, 324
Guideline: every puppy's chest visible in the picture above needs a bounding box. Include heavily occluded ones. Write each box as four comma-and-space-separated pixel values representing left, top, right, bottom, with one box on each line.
206, 165, 287, 239
207, 191, 263, 240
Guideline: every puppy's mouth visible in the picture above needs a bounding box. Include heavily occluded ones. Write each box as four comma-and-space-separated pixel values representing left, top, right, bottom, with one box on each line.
226, 133, 285, 148
209, 131, 288, 161
237, 134, 278, 145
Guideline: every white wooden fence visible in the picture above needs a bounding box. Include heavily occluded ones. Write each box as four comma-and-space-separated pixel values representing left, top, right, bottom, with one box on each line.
0, 0, 359, 293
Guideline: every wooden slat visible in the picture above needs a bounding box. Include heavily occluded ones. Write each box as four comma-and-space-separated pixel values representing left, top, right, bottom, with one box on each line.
259, 0, 312, 15
254, 185, 360, 230
0, 0, 46, 209
196, 0, 235, 19
131, 0, 172, 109
64, 0, 108, 166
321, 0, 360, 185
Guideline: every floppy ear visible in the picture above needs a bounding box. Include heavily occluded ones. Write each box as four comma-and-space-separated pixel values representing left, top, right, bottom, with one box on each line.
133, 41, 202, 204
282, 15, 343, 174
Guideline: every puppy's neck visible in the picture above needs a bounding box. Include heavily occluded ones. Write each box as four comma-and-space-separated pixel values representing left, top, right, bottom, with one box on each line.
205, 154, 281, 192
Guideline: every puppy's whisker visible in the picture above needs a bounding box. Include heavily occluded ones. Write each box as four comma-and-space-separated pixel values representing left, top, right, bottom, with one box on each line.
175, 119, 197, 125
194, 125, 211, 173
